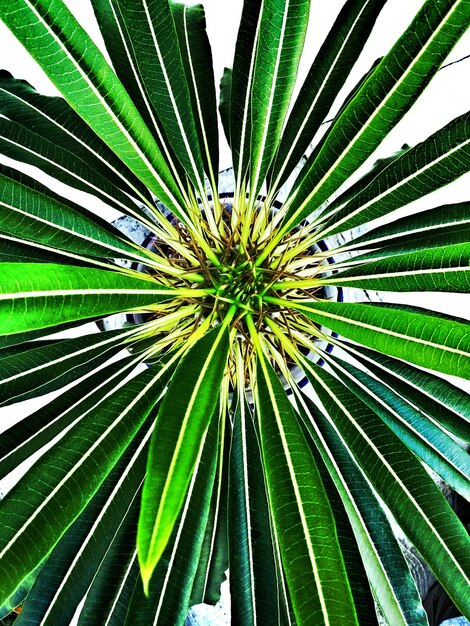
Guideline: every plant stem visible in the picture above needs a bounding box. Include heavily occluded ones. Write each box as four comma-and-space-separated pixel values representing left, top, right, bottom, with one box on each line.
270, 279, 322, 290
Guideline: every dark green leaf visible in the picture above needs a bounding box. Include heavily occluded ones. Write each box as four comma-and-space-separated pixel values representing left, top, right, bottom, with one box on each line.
255, 352, 358, 625
269, 0, 387, 194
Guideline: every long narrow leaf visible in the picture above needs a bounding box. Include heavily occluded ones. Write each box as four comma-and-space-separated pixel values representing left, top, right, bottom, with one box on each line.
0, 0, 189, 219
343, 345, 470, 441
269, 0, 387, 194
255, 350, 358, 625
111, 0, 205, 194
126, 414, 220, 626
0, 117, 152, 222
302, 362, 470, 617
0, 70, 152, 205
322, 243, 470, 292
0, 366, 167, 603
248, 0, 310, 200
229, 398, 286, 625
172, 2, 219, 190
0, 263, 175, 336
0, 165, 152, 265
0, 326, 139, 407
137, 323, 230, 592
296, 389, 428, 626
320, 111, 470, 237
293, 300, 470, 378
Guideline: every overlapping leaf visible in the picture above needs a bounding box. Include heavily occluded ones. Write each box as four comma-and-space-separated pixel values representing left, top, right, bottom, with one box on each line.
281, 0, 470, 233
0, 365, 168, 602
0, 0, 188, 219
302, 363, 470, 617
269, 0, 387, 195
295, 300, 470, 378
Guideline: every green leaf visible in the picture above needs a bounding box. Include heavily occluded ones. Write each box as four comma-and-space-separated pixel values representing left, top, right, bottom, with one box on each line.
230, 0, 261, 185
229, 397, 289, 625
269, 0, 387, 194
319, 111, 470, 237
0, 562, 43, 620
282, 0, 470, 232
0, 366, 167, 603
345, 201, 470, 253
247, 0, 310, 200
0, 233, 94, 266
343, 344, 470, 441
172, 2, 219, 190
190, 415, 229, 606
0, 165, 152, 266
0, 326, 140, 407
328, 356, 470, 499
137, 323, 230, 592
0, 0, 188, 219
0, 117, 153, 224
126, 413, 221, 626
323, 242, 470, 292
295, 300, 470, 378
296, 389, 428, 626
0, 69, 152, 205
302, 362, 470, 617
219, 68, 232, 149
109, 0, 205, 195
255, 352, 358, 625
13, 423, 149, 626
76, 499, 140, 626
0, 359, 136, 478
89, 0, 188, 192
0, 263, 175, 336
